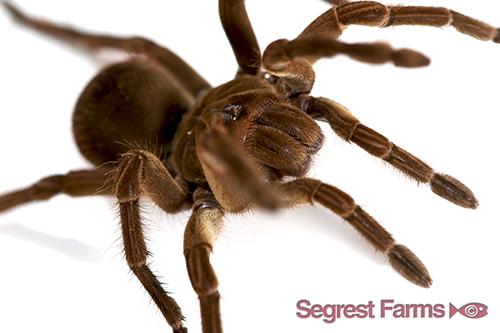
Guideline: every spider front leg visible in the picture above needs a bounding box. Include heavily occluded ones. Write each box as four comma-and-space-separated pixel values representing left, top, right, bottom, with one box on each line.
262, 1, 499, 92
110, 150, 189, 333
263, 38, 430, 92
271, 178, 432, 287
195, 123, 278, 212
303, 96, 478, 209
219, 0, 261, 75
333, 2, 500, 42
297, 1, 500, 45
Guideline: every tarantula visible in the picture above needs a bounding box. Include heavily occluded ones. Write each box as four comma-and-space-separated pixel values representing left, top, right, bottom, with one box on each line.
1, 1, 498, 332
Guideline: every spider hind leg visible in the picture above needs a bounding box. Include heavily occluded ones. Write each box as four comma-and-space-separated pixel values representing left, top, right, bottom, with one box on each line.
0, 169, 111, 213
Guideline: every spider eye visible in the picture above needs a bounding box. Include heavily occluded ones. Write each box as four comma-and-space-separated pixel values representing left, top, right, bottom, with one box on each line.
221, 105, 242, 121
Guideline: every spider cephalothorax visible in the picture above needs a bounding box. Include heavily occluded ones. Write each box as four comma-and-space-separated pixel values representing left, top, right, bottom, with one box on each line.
178, 75, 325, 178
1, 1, 498, 332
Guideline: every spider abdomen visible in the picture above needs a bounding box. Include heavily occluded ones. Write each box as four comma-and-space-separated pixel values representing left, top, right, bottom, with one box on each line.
73, 58, 194, 166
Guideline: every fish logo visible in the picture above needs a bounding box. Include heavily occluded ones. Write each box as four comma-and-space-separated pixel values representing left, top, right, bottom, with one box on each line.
449, 303, 488, 319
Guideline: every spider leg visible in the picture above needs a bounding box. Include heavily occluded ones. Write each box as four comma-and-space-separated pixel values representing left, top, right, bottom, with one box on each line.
2, 1, 210, 96
334, 2, 500, 42
0, 169, 111, 213
271, 178, 432, 288
295, 1, 500, 44
219, 0, 261, 75
303, 96, 478, 209
262, 1, 499, 92
111, 149, 189, 333
195, 123, 278, 212
183, 188, 224, 333
263, 38, 429, 92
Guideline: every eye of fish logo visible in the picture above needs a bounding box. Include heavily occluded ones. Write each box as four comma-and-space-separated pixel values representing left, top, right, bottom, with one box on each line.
449, 303, 488, 319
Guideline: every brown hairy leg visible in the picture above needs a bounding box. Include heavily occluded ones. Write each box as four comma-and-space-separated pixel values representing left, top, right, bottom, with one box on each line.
302, 97, 478, 209
183, 188, 225, 333
196, 124, 278, 212
2, 1, 210, 96
110, 150, 189, 332
0, 169, 111, 213
271, 178, 432, 288
219, 0, 261, 75
262, 1, 499, 91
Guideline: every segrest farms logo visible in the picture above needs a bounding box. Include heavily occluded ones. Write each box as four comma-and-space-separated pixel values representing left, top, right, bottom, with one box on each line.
296, 299, 488, 323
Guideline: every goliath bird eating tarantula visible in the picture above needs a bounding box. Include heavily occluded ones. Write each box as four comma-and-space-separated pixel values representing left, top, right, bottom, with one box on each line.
1, 0, 498, 332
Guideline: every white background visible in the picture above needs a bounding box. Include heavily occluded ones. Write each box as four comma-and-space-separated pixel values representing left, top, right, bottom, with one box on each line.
0, 1, 499, 332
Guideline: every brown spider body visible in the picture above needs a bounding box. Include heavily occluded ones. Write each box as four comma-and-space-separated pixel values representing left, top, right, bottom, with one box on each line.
0, 1, 498, 332
171, 74, 324, 203
75, 60, 324, 213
